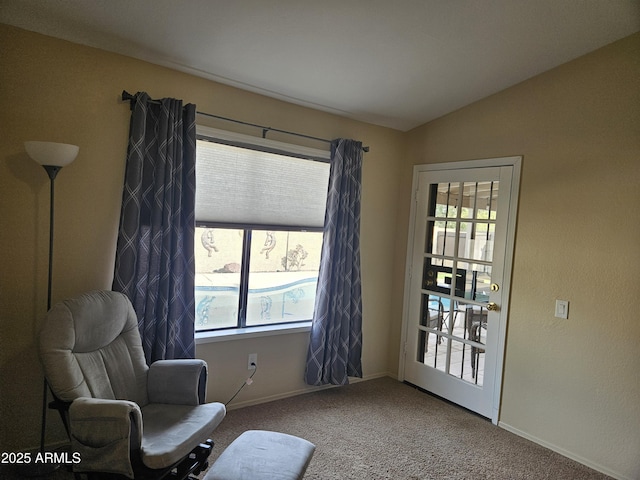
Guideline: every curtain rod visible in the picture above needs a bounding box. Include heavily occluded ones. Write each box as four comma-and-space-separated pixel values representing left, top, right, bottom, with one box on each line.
121, 90, 369, 153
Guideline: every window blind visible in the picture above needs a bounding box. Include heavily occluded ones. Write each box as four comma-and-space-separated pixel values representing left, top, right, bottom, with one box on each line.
195, 138, 330, 228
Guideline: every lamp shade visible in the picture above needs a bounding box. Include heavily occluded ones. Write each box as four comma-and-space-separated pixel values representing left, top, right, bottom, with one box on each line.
25, 141, 79, 167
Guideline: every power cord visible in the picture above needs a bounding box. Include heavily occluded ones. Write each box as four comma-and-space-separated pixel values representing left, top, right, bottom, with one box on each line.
225, 362, 257, 406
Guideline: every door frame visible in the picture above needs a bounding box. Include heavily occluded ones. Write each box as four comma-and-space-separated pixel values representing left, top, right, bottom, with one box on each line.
398, 156, 522, 424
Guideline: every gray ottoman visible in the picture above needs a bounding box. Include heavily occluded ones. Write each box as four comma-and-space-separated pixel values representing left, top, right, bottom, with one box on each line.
205, 430, 315, 480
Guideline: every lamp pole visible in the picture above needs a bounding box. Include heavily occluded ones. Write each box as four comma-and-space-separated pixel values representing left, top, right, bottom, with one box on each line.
37, 166, 61, 471
22, 142, 78, 477
43, 166, 61, 311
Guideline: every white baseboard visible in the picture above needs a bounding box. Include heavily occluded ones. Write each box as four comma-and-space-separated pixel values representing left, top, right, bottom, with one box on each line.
498, 421, 628, 480
225, 372, 392, 411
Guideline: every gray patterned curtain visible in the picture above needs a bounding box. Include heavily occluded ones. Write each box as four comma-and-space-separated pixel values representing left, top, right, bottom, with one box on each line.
305, 138, 363, 385
112, 92, 196, 363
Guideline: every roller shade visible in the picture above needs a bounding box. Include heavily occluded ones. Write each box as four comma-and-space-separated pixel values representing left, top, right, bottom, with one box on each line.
195, 139, 330, 228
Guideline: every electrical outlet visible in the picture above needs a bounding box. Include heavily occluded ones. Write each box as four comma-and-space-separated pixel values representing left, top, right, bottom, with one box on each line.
248, 353, 257, 370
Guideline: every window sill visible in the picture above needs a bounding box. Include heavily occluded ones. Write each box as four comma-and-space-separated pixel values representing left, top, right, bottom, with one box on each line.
195, 321, 312, 344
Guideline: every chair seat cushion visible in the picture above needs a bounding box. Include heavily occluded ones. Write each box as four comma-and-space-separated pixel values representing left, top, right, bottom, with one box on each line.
141, 402, 226, 470
205, 430, 315, 480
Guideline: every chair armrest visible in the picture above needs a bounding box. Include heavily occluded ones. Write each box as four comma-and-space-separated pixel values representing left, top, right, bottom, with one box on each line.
147, 359, 208, 406
69, 397, 142, 478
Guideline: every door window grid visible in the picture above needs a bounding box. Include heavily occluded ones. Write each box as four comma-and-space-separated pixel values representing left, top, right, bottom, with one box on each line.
418, 181, 498, 385
416, 294, 487, 386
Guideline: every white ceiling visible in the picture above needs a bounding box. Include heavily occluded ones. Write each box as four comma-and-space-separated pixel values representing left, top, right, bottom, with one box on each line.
1, 0, 638, 131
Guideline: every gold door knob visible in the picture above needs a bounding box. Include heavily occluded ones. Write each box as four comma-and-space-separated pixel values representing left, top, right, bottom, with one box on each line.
487, 302, 499, 311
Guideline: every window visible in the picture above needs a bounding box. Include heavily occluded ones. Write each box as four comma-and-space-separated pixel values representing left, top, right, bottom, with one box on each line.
194, 127, 330, 332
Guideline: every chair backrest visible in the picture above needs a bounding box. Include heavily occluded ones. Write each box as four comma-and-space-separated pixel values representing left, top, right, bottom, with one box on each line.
39, 290, 149, 406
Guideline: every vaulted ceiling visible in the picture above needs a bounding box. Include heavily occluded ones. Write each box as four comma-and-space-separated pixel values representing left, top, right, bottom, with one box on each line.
1, 0, 638, 130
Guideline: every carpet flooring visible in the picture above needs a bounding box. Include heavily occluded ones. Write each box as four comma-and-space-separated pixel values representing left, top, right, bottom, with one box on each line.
2, 377, 612, 479
205, 376, 611, 479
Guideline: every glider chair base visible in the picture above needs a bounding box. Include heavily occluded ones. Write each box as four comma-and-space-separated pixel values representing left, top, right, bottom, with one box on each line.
49, 400, 215, 480
71, 442, 213, 480
128, 439, 213, 480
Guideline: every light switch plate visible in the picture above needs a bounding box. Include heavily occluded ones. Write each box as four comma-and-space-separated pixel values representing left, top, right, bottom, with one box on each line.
555, 299, 569, 319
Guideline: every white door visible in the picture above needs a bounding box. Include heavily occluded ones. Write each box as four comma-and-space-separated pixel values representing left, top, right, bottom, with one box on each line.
400, 158, 520, 423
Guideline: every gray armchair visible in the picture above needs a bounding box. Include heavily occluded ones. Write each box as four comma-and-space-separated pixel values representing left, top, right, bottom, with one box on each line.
38, 290, 226, 479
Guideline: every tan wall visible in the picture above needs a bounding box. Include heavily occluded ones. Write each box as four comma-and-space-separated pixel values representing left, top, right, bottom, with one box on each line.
2, 21, 638, 479
0, 24, 403, 450
398, 33, 640, 479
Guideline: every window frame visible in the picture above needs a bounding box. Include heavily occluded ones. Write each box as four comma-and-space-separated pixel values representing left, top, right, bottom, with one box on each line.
194, 126, 330, 337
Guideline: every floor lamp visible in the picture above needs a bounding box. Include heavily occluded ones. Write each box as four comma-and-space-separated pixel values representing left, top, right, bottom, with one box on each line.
23, 141, 79, 476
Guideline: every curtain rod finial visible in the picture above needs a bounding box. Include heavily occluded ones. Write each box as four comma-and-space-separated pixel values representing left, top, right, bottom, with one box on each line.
122, 90, 136, 110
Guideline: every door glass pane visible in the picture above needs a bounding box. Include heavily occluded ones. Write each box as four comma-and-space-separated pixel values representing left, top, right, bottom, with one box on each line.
419, 330, 449, 372
418, 293, 455, 371
419, 294, 455, 331
427, 221, 461, 259
460, 181, 499, 220
246, 230, 322, 326
420, 294, 443, 328
464, 223, 496, 262
460, 182, 478, 218
465, 306, 488, 385
453, 262, 492, 302
194, 227, 243, 330
449, 339, 484, 386
422, 261, 464, 296
465, 306, 488, 346
488, 182, 500, 220
430, 183, 459, 218
461, 223, 495, 262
